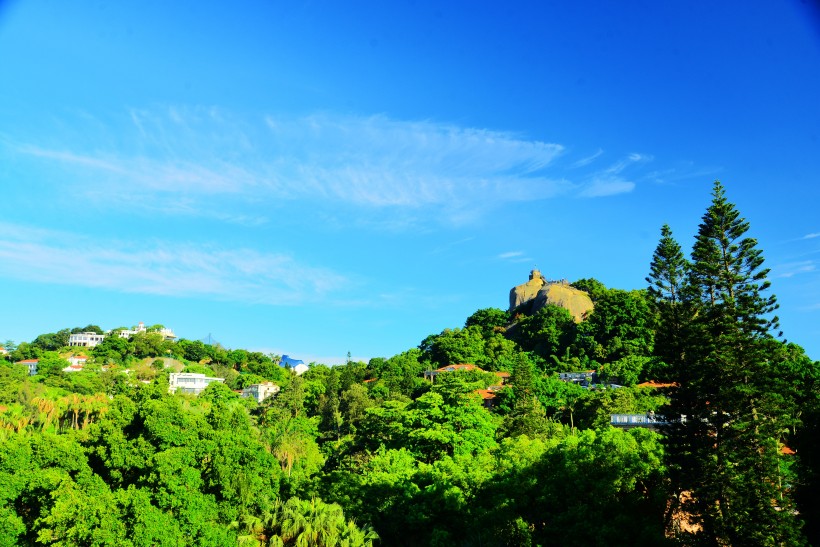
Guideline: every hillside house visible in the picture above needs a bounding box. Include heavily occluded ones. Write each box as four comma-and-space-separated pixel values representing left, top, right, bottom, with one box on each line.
279, 355, 309, 375
474, 384, 504, 408
67, 355, 89, 367
610, 412, 682, 431
116, 322, 177, 341
168, 373, 224, 395
241, 382, 281, 403
493, 371, 511, 385
69, 332, 105, 347
558, 370, 597, 385
62, 355, 89, 373
17, 359, 39, 375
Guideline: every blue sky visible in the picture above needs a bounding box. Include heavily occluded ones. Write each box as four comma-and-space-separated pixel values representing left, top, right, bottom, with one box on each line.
1, 1, 819, 362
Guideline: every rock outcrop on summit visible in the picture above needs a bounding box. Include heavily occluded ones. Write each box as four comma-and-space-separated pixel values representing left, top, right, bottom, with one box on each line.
509, 270, 594, 322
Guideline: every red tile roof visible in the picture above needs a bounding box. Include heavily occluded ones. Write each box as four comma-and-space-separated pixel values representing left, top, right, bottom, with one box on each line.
474, 385, 504, 399
637, 381, 679, 389
781, 445, 796, 456
474, 389, 497, 400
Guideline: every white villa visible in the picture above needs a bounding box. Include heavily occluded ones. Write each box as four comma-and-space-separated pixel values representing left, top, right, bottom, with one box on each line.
116, 322, 177, 341
18, 359, 38, 376
68, 332, 106, 347
63, 355, 89, 372
168, 373, 224, 395
241, 382, 281, 403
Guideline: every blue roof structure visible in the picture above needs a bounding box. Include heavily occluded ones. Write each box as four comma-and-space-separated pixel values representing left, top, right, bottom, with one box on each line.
279, 354, 304, 368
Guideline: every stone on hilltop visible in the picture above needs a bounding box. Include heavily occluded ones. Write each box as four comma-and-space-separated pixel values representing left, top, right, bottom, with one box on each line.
509, 269, 593, 322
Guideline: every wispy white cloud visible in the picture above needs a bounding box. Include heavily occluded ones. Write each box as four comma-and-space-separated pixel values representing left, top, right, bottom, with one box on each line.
5, 108, 659, 225
645, 163, 723, 185
603, 153, 652, 176
803, 233, 820, 240
0, 222, 347, 305
498, 251, 525, 259
571, 148, 603, 168
572, 152, 650, 198
579, 178, 636, 198
774, 260, 817, 278
497, 250, 534, 263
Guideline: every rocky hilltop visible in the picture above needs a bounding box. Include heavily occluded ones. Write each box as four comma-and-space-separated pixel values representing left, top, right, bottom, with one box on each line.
509, 269, 593, 322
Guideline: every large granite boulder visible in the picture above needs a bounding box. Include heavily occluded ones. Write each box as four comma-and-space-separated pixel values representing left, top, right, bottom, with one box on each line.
509, 270, 594, 322
509, 269, 547, 310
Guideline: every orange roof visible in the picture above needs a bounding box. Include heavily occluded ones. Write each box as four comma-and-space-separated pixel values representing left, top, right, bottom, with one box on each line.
474, 389, 497, 400
637, 381, 679, 389
781, 445, 796, 456
18, 359, 39, 363
363, 378, 377, 383
493, 371, 511, 377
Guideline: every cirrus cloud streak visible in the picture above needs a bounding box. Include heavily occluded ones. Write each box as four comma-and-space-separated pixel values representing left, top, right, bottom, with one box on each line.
0, 222, 348, 305
5, 108, 646, 226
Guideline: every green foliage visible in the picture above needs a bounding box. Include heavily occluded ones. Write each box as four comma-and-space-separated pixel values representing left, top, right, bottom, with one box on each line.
533, 374, 586, 429
36, 351, 70, 377
0, 363, 27, 404
464, 307, 510, 336
31, 328, 71, 352
571, 277, 608, 302
245, 355, 289, 383
198, 381, 239, 404
177, 339, 211, 362
481, 428, 669, 546
575, 287, 654, 363
339, 383, 373, 434
597, 354, 652, 386
514, 304, 576, 360
419, 326, 487, 368
92, 335, 130, 364
232, 373, 268, 390
182, 363, 214, 376
366, 349, 426, 398
131, 332, 172, 359
250, 496, 378, 547
71, 325, 104, 335
358, 391, 499, 464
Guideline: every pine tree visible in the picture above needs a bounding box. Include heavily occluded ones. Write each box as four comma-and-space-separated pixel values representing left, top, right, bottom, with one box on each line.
662, 181, 804, 545
646, 224, 689, 376
647, 224, 688, 306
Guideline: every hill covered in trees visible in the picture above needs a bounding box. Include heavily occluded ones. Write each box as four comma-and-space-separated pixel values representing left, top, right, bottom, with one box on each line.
1, 182, 818, 546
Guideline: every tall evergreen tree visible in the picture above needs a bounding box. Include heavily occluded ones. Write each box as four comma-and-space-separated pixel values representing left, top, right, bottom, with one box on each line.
645, 224, 689, 380
647, 224, 688, 307
662, 181, 804, 545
